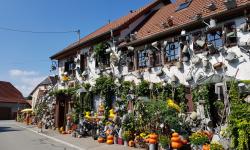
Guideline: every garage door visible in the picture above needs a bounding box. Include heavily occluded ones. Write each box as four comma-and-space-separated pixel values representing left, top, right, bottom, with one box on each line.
0, 107, 11, 120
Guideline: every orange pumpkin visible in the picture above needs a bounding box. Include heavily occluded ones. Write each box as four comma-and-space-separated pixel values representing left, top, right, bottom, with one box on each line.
171, 136, 181, 142
149, 133, 158, 139
106, 140, 114, 144
98, 137, 105, 143
171, 142, 183, 149
107, 135, 114, 140
202, 144, 210, 150
149, 138, 157, 144
172, 132, 179, 137
182, 139, 188, 145
145, 138, 150, 143
128, 140, 135, 147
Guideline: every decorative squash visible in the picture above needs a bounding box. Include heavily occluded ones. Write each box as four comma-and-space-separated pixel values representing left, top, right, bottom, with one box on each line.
171, 136, 181, 142
171, 132, 183, 149
171, 142, 183, 149
145, 138, 150, 143
107, 135, 114, 140
202, 144, 210, 150
128, 140, 135, 147
182, 139, 188, 145
98, 137, 105, 143
106, 140, 114, 144
172, 132, 179, 137
149, 133, 158, 139
149, 138, 157, 144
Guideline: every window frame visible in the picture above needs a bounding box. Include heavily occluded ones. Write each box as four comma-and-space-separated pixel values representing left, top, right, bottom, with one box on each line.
137, 49, 148, 69
206, 28, 223, 49
164, 41, 180, 63
224, 21, 237, 47
127, 51, 135, 72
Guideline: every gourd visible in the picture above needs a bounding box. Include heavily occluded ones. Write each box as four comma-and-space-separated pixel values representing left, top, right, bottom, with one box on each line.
171, 133, 183, 149
128, 140, 135, 147
148, 133, 158, 144
171, 142, 183, 149
98, 137, 105, 143
202, 144, 210, 150
106, 140, 114, 144
107, 135, 114, 140
149, 138, 157, 144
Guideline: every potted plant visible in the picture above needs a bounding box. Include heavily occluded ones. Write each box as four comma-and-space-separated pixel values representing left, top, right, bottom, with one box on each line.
210, 142, 224, 150
189, 131, 209, 150
159, 135, 170, 150
122, 131, 131, 146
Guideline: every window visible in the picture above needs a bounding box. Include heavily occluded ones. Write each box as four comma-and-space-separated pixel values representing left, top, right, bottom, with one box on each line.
224, 22, 237, 47
192, 31, 206, 53
127, 52, 134, 71
165, 42, 179, 62
80, 55, 87, 72
148, 51, 162, 67
207, 30, 223, 48
64, 60, 75, 76
138, 49, 148, 68
176, 0, 192, 12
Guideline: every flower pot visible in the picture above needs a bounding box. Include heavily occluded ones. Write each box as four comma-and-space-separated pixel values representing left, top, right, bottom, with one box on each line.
124, 140, 128, 146
114, 136, 118, 144
149, 144, 157, 150
118, 138, 123, 145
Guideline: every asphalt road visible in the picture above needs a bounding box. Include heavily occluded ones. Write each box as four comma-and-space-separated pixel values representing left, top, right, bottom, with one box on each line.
0, 120, 77, 150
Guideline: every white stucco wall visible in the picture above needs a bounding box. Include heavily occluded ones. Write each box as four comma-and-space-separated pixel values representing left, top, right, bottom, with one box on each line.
57, 17, 250, 89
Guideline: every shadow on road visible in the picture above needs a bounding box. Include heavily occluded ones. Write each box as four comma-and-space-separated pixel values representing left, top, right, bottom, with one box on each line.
0, 126, 22, 133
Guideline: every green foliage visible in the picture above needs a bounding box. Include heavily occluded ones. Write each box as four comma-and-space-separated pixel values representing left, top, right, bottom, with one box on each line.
122, 131, 132, 141
189, 132, 209, 145
159, 135, 170, 147
228, 81, 250, 150
137, 80, 150, 97
134, 100, 181, 132
95, 75, 116, 119
94, 42, 109, 66
174, 84, 186, 103
210, 142, 224, 150
120, 81, 135, 99
122, 113, 135, 131
50, 87, 78, 97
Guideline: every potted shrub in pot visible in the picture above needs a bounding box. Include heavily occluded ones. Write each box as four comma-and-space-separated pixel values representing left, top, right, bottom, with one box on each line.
159, 135, 170, 150
189, 131, 209, 150
122, 131, 131, 146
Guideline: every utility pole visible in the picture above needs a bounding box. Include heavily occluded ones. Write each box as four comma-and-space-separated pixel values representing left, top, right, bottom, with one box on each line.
76, 29, 81, 43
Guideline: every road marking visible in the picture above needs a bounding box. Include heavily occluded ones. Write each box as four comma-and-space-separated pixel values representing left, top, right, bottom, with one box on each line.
16, 124, 85, 150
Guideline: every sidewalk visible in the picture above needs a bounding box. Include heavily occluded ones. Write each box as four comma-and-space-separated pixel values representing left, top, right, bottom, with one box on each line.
16, 122, 138, 150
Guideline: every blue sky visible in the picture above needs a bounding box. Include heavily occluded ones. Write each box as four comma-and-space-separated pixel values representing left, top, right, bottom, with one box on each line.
0, 0, 179, 96
0, 0, 158, 96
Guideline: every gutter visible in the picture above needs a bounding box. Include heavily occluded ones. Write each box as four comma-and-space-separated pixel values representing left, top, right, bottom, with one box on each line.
120, 3, 250, 48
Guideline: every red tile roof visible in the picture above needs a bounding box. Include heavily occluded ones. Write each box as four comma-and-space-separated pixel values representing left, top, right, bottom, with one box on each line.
135, 0, 249, 40
51, 0, 168, 59
0, 81, 27, 104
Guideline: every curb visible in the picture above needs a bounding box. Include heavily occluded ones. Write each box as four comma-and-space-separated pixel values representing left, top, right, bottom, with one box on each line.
16, 124, 85, 150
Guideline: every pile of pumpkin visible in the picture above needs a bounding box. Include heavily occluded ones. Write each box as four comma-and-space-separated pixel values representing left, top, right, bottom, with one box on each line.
98, 135, 114, 144
171, 132, 188, 149
144, 133, 158, 145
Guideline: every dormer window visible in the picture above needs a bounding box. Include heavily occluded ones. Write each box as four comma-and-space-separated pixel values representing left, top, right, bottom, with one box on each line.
176, 0, 192, 12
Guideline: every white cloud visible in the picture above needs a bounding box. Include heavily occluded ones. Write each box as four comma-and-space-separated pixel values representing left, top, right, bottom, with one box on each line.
8, 69, 46, 96
9, 69, 39, 77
